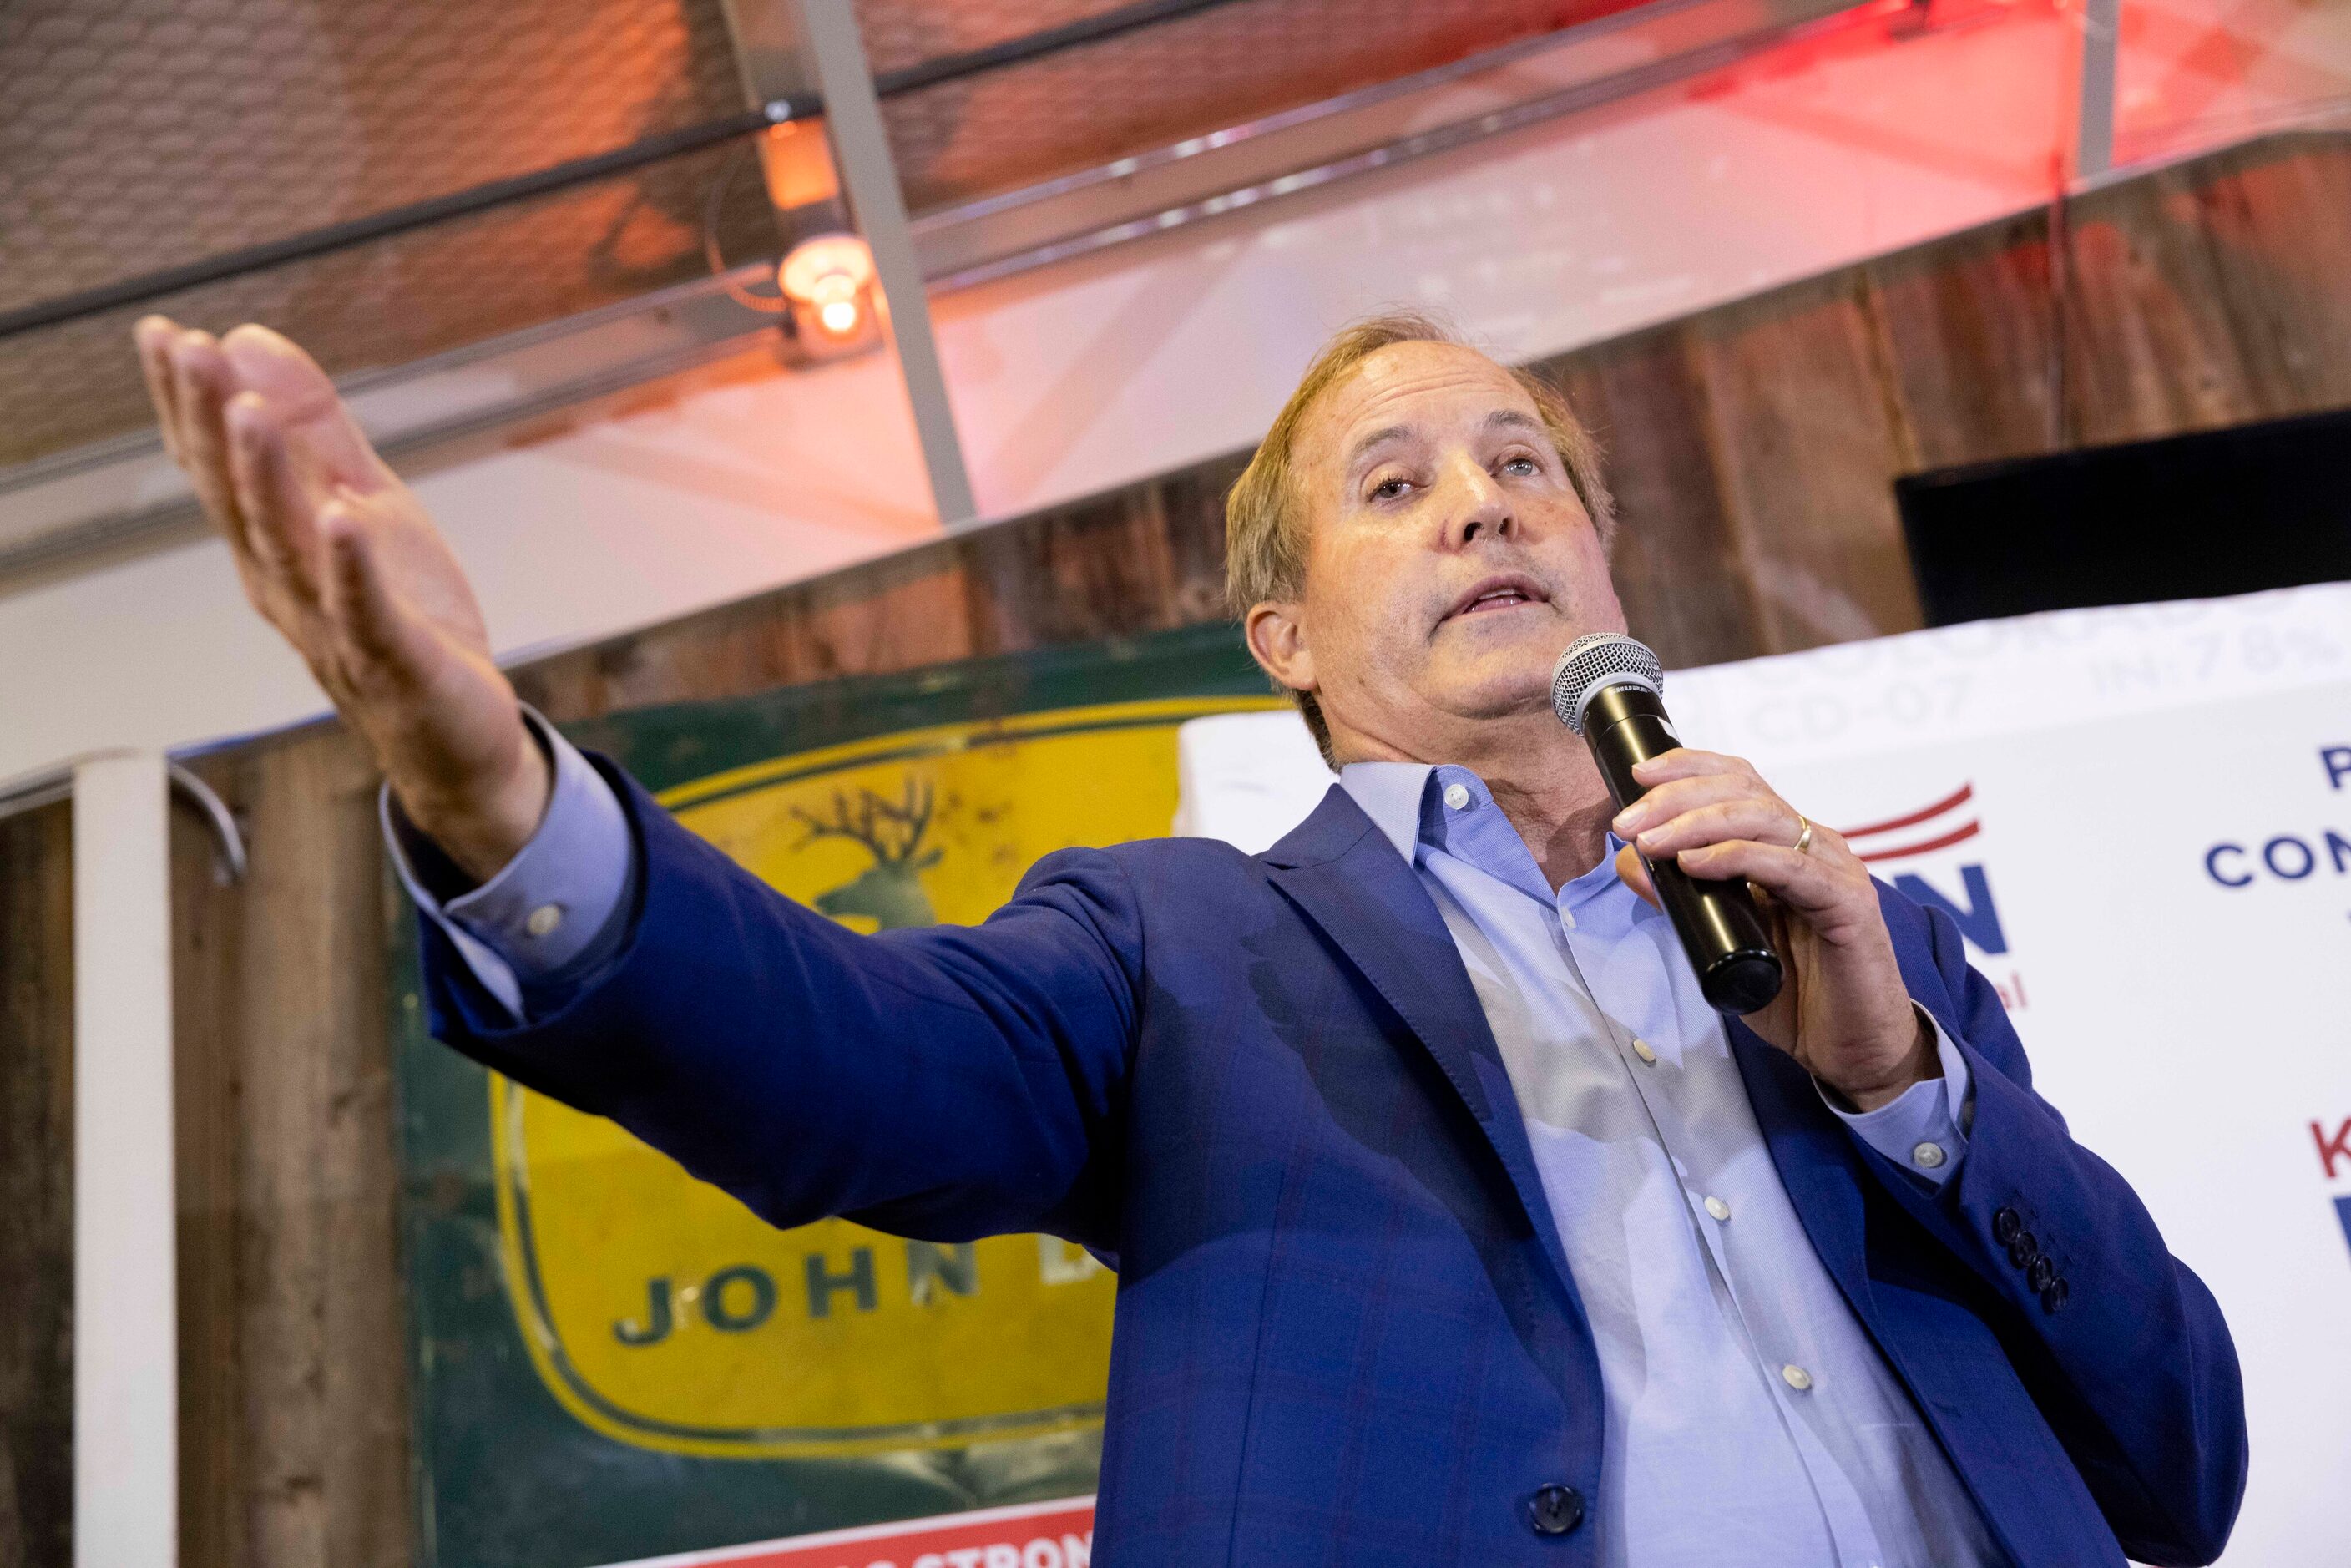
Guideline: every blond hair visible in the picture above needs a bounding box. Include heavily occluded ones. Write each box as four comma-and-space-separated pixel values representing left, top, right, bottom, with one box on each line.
1223, 311, 1615, 765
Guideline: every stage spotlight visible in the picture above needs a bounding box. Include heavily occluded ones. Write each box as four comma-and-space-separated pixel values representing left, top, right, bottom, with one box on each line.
818, 296, 861, 336
781, 230, 875, 344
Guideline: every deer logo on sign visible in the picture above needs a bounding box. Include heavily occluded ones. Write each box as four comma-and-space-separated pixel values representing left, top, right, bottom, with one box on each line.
791, 778, 942, 930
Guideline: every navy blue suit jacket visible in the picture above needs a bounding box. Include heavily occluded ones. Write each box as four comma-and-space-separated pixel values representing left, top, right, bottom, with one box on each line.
417, 751, 2247, 1565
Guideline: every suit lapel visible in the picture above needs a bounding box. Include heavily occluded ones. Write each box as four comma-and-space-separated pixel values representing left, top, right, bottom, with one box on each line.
1261, 787, 1577, 1300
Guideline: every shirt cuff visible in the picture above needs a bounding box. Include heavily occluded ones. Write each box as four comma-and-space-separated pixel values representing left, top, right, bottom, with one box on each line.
1819, 1003, 1974, 1187
380, 703, 636, 1022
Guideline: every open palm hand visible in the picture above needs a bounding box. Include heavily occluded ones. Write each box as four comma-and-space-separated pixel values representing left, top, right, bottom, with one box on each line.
135, 317, 546, 879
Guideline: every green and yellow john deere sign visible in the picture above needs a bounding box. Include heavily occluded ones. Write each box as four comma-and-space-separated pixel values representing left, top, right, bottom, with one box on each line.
496, 697, 1276, 1459
397, 625, 1280, 1568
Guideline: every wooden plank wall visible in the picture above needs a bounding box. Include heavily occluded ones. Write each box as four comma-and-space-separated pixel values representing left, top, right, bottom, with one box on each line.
0, 802, 73, 1568
518, 132, 2351, 725
1559, 130, 2351, 669
170, 741, 413, 1568
3, 128, 2339, 1567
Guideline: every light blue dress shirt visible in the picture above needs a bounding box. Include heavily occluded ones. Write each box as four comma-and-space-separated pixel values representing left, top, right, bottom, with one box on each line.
387, 729, 2003, 1565
1335, 761, 1999, 1568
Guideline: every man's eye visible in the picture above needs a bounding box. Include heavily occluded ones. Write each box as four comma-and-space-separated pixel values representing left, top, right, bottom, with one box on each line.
1370, 477, 1409, 501
1501, 456, 1539, 477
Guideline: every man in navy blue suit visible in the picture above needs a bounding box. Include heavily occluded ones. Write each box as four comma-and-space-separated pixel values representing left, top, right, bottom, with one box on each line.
138, 308, 2244, 1565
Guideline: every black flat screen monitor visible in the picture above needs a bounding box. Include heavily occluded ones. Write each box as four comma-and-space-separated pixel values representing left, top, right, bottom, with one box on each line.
1896, 407, 2351, 627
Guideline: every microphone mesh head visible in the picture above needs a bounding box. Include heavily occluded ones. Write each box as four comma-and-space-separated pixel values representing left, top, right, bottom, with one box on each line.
1551, 633, 1665, 735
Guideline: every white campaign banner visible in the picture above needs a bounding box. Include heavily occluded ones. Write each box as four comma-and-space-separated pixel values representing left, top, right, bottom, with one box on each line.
1175, 582, 2351, 1565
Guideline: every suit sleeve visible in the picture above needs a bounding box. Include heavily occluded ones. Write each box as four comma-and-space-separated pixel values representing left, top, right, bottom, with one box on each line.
411, 747, 1142, 1251
1867, 884, 2248, 1566
382, 706, 638, 1020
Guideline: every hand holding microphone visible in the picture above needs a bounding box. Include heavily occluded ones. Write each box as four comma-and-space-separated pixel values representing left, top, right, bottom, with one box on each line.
1552, 634, 1938, 1110
1552, 634, 1782, 1014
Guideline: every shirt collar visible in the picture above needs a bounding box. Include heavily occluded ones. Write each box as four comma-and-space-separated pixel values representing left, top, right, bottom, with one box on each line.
1334, 761, 1436, 863
1338, 759, 1634, 910
1339, 761, 1545, 902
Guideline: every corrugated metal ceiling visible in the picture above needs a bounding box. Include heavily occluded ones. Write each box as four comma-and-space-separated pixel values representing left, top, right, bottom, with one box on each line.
1, 0, 1626, 469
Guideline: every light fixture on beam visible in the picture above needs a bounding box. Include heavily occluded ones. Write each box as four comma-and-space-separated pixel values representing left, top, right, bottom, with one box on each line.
779, 230, 878, 352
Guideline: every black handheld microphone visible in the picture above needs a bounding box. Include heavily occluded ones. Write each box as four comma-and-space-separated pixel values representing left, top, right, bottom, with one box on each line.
1550, 633, 1783, 1014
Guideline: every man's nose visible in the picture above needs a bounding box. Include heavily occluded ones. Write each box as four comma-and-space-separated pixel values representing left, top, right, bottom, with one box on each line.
1440, 458, 1514, 547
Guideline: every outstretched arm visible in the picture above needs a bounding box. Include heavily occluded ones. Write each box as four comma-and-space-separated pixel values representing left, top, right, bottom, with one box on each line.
417, 748, 1143, 1250
135, 316, 1141, 1247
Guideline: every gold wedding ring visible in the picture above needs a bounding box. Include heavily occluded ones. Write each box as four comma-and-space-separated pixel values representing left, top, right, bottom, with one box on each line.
1792, 814, 1814, 856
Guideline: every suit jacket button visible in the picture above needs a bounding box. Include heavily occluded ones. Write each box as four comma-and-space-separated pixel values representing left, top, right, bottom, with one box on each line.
1525, 1484, 1585, 1536
2027, 1256, 2055, 1292
1992, 1206, 2022, 1245
2040, 1278, 2070, 1314
2008, 1232, 2040, 1269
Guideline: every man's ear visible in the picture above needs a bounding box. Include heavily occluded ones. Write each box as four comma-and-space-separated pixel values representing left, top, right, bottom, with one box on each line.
1244, 600, 1317, 697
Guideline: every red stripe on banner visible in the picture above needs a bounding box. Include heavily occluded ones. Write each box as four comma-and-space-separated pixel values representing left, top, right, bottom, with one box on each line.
1838, 782, 1974, 840
1853, 819, 1980, 862
595, 1498, 1097, 1568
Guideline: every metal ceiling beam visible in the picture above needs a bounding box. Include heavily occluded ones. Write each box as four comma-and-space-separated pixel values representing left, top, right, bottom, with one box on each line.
0, 0, 1943, 591
0, 265, 791, 593
911, 0, 1876, 288
2073, 0, 2120, 179
791, 0, 978, 526
0, 110, 783, 343
718, 0, 841, 235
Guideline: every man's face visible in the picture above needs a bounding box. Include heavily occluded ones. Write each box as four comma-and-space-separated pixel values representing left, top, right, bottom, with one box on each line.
1250, 340, 1625, 760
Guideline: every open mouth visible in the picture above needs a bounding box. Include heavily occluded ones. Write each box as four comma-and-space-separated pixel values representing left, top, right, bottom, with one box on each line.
1445, 575, 1550, 620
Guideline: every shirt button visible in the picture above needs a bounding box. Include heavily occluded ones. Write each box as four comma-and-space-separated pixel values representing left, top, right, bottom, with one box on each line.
1912, 1141, 1946, 1169
1704, 1196, 1731, 1222
1781, 1363, 1813, 1392
1443, 782, 1472, 811
1631, 1037, 1657, 1064
525, 903, 566, 938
